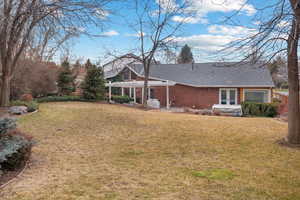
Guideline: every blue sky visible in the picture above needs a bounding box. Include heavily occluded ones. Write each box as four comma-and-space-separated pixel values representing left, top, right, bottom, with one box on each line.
68, 0, 275, 64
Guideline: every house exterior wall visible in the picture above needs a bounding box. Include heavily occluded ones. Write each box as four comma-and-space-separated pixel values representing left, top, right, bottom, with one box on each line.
112, 69, 272, 109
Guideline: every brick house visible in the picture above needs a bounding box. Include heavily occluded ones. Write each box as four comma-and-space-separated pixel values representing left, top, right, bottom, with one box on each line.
105, 62, 275, 109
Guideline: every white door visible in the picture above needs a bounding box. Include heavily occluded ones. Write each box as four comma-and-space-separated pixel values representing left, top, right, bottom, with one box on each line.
220, 88, 237, 105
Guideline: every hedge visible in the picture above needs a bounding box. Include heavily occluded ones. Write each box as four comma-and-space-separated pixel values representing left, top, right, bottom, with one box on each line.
111, 95, 133, 104
36, 96, 83, 103
241, 102, 278, 117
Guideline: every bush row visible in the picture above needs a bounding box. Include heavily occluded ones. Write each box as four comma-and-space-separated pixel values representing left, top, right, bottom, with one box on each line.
242, 102, 278, 117
10, 100, 39, 112
111, 95, 133, 104
36, 95, 84, 103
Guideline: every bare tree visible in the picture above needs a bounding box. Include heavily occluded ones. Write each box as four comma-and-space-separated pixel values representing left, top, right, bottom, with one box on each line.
126, 0, 189, 106
227, 0, 300, 144
0, 0, 112, 106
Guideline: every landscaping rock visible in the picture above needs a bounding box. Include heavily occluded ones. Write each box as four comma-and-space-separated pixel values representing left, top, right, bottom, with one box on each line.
9, 106, 28, 115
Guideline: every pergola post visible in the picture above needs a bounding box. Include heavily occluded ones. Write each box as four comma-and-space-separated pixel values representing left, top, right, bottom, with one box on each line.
166, 80, 170, 109
133, 80, 136, 103
108, 81, 112, 102
142, 87, 144, 104
133, 88, 136, 103
148, 87, 151, 100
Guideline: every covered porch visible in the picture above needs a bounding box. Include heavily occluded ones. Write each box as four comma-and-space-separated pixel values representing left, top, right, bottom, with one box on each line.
105, 80, 176, 109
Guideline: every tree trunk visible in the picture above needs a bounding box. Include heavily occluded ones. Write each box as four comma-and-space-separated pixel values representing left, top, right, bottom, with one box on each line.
143, 63, 150, 108
286, 19, 300, 144
0, 75, 11, 107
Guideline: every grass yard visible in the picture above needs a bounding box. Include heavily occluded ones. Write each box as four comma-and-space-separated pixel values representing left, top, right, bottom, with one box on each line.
1, 102, 299, 200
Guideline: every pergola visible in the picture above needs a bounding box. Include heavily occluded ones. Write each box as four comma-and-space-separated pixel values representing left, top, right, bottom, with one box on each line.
105, 80, 176, 109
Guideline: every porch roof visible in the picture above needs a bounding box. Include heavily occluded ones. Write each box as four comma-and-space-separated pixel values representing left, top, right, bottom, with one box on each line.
105, 80, 176, 88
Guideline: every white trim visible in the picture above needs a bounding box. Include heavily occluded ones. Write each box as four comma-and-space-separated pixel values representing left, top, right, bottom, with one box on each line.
105, 80, 176, 88
243, 88, 271, 103
219, 88, 238, 105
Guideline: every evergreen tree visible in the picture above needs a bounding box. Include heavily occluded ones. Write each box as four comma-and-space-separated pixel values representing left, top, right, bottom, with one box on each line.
57, 59, 75, 95
81, 61, 105, 100
177, 44, 194, 64
85, 59, 93, 69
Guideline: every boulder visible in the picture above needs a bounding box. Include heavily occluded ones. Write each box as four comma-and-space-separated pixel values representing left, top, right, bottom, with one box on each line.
9, 106, 28, 115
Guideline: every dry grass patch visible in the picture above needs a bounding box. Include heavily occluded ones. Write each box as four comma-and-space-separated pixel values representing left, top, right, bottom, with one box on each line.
0, 102, 299, 200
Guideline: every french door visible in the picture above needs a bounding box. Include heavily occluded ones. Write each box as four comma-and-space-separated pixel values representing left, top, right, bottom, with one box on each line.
220, 88, 237, 105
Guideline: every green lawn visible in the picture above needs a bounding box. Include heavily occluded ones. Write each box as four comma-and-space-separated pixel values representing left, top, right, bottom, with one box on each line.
1, 102, 299, 200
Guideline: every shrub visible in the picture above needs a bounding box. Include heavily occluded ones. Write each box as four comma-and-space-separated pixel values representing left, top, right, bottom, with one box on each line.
36, 95, 82, 103
20, 94, 33, 102
111, 95, 133, 104
0, 118, 17, 137
272, 97, 281, 103
0, 133, 33, 171
10, 100, 39, 112
242, 102, 278, 117
0, 118, 33, 172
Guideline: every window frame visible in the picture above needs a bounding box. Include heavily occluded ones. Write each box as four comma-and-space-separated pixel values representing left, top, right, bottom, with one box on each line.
218, 88, 238, 105
243, 89, 271, 103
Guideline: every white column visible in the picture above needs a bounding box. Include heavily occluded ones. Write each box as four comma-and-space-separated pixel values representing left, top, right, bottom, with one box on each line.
129, 87, 132, 98
166, 80, 170, 109
121, 87, 124, 96
142, 87, 144, 104
148, 87, 151, 100
108, 81, 112, 102
134, 87, 136, 103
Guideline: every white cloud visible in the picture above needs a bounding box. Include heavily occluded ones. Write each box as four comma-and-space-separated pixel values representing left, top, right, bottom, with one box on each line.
100, 30, 119, 37
125, 31, 146, 37
172, 16, 208, 24
95, 9, 109, 19
171, 25, 257, 53
277, 20, 290, 28
171, 0, 256, 24
172, 34, 236, 51
186, 0, 256, 16
156, 0, 178, 11
208, 25, 256, 36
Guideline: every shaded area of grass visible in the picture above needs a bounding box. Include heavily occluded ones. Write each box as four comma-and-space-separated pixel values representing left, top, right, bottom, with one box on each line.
191, 169, 235, 180
0, 102, 298, 200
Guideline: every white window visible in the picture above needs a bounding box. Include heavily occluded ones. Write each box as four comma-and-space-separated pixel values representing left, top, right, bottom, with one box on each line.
219, 88, 237, 105
244, 89, 270, 103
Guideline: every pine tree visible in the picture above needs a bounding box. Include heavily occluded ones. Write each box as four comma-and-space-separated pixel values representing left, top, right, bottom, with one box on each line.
57, 59, 75, 95
85, 59, 93, 69
177, 44, 194, 64
81, 61, 105, 100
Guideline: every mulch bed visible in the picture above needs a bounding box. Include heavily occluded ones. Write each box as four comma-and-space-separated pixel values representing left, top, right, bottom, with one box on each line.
0, 168, 24, 188
0, 107, 10, 118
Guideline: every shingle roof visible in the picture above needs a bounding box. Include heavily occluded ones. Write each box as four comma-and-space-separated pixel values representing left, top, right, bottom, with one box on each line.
128, 62, 274, 87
